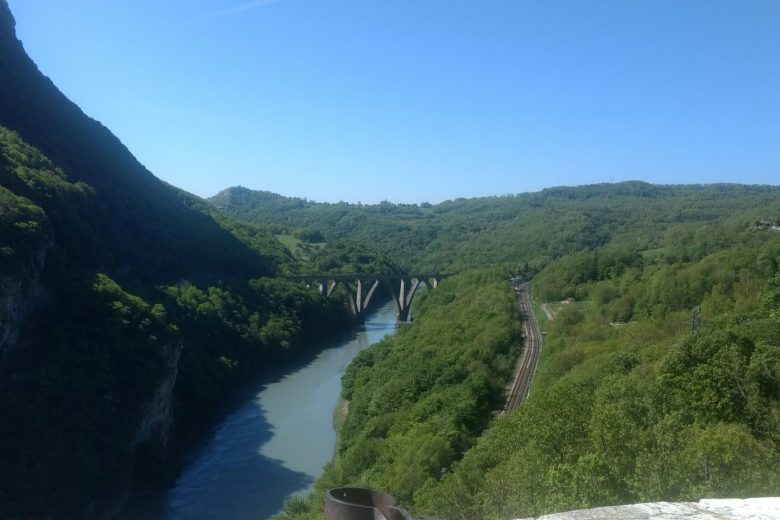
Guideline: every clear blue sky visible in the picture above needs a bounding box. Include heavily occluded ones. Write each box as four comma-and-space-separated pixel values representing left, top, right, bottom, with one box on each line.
7, 0, 780, 203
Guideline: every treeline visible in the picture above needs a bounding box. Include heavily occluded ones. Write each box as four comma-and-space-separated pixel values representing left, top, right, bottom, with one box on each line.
210, 187, 437, 273
211, 183, 780, 275
273, 269, 522, 520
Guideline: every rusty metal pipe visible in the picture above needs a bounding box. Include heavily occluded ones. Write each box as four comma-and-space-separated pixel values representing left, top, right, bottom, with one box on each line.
325, 488, 414, 520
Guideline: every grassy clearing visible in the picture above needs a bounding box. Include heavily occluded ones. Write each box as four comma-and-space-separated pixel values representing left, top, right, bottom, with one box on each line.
275, 234, 324, 262
543, 300, 595, 319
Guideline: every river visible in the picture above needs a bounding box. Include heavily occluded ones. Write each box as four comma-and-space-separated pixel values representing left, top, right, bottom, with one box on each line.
119, 300, 399, 520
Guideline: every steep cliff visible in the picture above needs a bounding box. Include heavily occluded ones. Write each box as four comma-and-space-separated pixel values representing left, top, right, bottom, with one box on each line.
133, 342, 181, 449
0, 222, 51, 357
0, 2, 351, 517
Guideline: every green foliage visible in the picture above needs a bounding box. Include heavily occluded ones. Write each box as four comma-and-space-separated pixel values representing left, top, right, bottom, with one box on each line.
221, 177, 780, 520
211, 182, 780, 276
308, 239, 403, 275
5, 11, 780, 514
0, 127, 106, 273
0, 126, 351, 516
293, 228, 325, 243
5, 115, 780, 518
0, 185, 49, 271
275, 269, 522, 519
414, 256, 780, 519
338, 270, 521, 499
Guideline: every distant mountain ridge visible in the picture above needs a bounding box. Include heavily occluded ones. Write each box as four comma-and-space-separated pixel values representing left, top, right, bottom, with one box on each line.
209, 182, 780, 274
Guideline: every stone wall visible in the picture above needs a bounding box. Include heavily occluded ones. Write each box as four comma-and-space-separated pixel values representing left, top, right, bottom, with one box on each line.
515, 498, 780, 520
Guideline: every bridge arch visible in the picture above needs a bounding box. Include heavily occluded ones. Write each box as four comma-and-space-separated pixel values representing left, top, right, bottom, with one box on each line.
283, 274, 447, 321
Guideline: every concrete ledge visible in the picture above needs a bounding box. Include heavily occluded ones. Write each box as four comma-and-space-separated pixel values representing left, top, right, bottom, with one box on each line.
514, 497, 780, 520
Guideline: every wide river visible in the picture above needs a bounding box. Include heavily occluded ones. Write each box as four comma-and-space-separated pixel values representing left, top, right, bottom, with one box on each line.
120, 300, 399, 520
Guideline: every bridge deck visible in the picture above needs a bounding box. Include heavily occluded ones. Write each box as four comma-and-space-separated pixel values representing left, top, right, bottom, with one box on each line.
281, 274, 448, 282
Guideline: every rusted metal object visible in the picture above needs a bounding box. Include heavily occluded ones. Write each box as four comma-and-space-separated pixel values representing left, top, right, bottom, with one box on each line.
325, 488, 417, 520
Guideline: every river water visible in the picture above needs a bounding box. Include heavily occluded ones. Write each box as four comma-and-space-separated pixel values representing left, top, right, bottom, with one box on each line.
120, 300, 399, 520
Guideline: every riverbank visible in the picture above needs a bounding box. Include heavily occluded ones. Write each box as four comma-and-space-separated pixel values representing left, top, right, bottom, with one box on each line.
334, 398, 349, 438
274, 269, 523, 520
117, 300, 399, 520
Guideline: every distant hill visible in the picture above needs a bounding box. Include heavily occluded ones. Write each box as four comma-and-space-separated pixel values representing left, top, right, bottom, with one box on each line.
210, 182, 780, 274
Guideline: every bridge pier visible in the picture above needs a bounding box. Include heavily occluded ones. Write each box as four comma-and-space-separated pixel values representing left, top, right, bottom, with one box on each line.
385, 277, 421, 322
283, 274, 448, 321
317, 280, 337, 297
343, 279, 380, 317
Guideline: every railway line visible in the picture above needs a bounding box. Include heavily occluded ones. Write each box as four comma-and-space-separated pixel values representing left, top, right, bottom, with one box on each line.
503, 281, 544, 413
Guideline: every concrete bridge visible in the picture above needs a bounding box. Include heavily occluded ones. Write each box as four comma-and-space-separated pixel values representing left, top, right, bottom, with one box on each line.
283, 274, 448, 321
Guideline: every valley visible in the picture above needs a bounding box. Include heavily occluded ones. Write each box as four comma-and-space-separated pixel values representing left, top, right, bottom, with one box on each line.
1, 1, 780, 519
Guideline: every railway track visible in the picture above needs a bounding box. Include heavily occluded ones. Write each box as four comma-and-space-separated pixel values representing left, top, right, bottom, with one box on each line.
503, 281, 543, 413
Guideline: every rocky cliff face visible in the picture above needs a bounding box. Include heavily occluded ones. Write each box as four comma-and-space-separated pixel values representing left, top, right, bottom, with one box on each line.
103, 341, 181, 517
0, 228, 52, 363
133, 342, 181, 448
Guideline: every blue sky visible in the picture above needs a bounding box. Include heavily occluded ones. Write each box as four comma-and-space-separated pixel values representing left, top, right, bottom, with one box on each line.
8, 0, 780, 203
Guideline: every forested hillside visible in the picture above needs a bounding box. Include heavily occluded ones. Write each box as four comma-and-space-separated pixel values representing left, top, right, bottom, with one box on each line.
3, 0, 780, 517
211, 183, 780, 274
270, 211, 780, 520
0, 4, 352, 517
215, 175, 780, 520
418, 223, 780, 519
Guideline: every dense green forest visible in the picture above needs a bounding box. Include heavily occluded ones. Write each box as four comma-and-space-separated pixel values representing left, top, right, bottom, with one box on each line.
3, 0, 780, 517
214, 182, 780, 518
415, 223, 780, 519
270, 205, 780, 519
221, 183, 780, 520
211, 184, 780, 276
